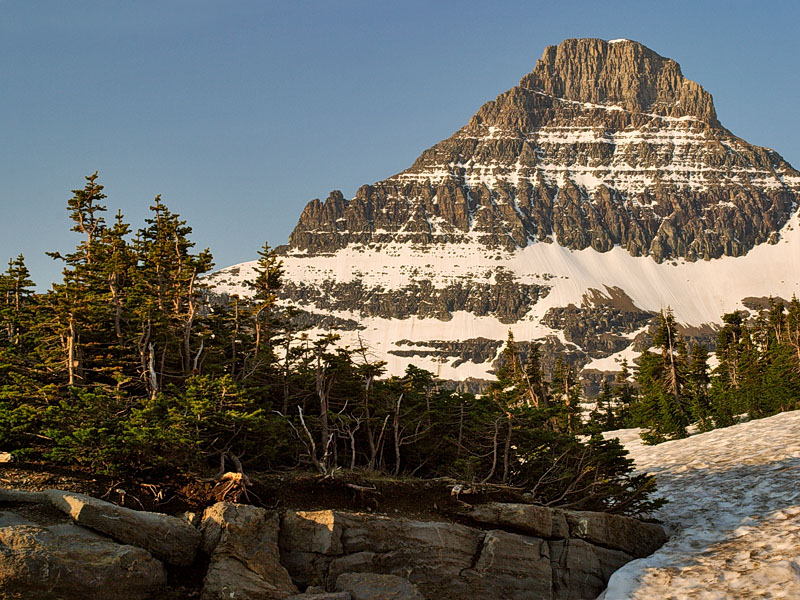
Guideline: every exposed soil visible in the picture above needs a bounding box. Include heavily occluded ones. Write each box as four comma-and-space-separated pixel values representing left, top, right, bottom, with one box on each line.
0, 460, 525, 523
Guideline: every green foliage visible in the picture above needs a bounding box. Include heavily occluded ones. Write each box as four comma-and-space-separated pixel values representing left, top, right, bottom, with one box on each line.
632, 310, 692, 443
14, 173, 799, 517
512, 431, 664, 514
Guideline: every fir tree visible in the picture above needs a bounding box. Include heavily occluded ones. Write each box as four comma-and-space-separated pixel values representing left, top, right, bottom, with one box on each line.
0, 255, 36, 348
686, 344, 712, 431
633, 309, 691, 443
43, 173, 112, 385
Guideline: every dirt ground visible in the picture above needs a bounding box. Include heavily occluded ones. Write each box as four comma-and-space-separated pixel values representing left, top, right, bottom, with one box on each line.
0, 460, 525, 523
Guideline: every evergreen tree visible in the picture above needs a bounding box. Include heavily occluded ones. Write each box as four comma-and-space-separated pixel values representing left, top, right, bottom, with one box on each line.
42, 173, 112, 385
612, 359, 636, 427
129, 196, 213, 396
686, 344, 712, 431
0, 255, 36, 348
633, 309, 691, 443
588, 380, 616, 432
240, 242, 284, 382
550, 356, 581, 433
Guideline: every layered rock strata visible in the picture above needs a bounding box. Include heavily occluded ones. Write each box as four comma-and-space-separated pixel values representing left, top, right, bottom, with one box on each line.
0, 489, 667, 600
288, 39, 799, 261
207, 38, 800, 387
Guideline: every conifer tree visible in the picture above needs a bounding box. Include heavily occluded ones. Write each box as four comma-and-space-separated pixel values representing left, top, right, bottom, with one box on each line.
686, 344, 712, 431
612, 359, 636, 426
43, 173, 112, 385
129, 196, 213, 395
0, 255, 36, 348
550, 356, 581, 433
633, 309, 691, 443
241, 242, 284, 380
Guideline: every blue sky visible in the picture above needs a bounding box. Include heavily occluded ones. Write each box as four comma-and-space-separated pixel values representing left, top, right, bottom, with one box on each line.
1, 0, 799, 287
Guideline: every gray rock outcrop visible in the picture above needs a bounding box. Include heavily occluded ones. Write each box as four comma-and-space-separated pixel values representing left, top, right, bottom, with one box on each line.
334, 573, 424, 600
464, 501, 668, 557
0, 488, 667, 599
0, 510, 166, 600
200, 501, 298, 600
45, 488, 201, 566
279, 506, 667, 600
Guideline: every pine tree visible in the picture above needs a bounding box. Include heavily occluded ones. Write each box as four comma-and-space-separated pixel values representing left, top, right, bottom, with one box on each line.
612, 359, 636, 426
241, 241, 284, 381
129, 196, 213, 396
633, 309, 691, 443
43, 173, 112, 385
686, 344, 712, 431
550, 356, 581, 433
0, 255, 36, 348
588, 380, 616, 432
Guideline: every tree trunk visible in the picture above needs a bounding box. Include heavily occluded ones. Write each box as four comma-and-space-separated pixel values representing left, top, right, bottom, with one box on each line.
316, 351, 330, 472
148, 343, 158, 399
502, 412, 513, 483
230, 297, 239, 378
393, 394, 403, 476
482, 418, 501, 484
183, 271, 197, 374
67, 315, 76, 386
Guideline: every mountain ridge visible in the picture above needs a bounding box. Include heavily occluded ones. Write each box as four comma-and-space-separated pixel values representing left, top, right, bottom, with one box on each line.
208, 38, 800, 386
287, 38, 799, 262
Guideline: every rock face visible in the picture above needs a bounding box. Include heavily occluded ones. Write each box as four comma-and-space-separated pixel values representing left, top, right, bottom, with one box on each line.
0, 510, 166, 600
0, 487, 667, 600
334, 573, 424, 600
200, 502, 298, 600
464, 502, 668, 557
278, 507, 667, 600
208, 38, 800, 388
45, 489, 201, 566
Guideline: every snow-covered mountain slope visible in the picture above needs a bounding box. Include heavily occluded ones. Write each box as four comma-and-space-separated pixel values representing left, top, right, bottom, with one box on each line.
208, 207, 800, 382
207, 38, 800, 386
601, 410, 800, 599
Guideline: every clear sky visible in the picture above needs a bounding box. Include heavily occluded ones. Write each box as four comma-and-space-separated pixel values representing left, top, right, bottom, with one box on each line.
2, 0, 799, 287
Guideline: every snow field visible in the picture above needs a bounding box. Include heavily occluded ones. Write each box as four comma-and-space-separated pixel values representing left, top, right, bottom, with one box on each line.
601, 410, 800, 599
208, 207, 800, 380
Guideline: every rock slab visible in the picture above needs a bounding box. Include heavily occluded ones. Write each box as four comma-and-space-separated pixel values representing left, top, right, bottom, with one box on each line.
45, 488, 201, 566
0, 512, 166, 600
335, 573, 424, 600
201, 501, 298, 600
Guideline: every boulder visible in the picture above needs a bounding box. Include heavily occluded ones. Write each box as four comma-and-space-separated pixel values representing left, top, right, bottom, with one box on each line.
280, 510, 347, 589
465, 502, 667, 558
0, 489, 48, 504
45, 489, 201, 566
463, 530, 552, 599
200, 502, 298, 600
464, 501, 569, 538
327, 512, 480, 597
549, 538, 632, 600
563, 510, 668, 557
281, 509, 344, 555
0, 517, 166, 600
334, 573, 424, 600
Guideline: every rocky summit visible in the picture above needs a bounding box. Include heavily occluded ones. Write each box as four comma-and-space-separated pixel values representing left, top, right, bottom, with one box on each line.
208, 38, 800, 387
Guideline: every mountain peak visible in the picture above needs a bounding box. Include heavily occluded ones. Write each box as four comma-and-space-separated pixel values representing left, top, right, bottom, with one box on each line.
518, 38, 718, 124
287, 38, 798, 263
212, 40, 800, 386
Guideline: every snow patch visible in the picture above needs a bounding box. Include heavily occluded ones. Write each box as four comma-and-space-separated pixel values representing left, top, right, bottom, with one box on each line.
602, 410, 800, 599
